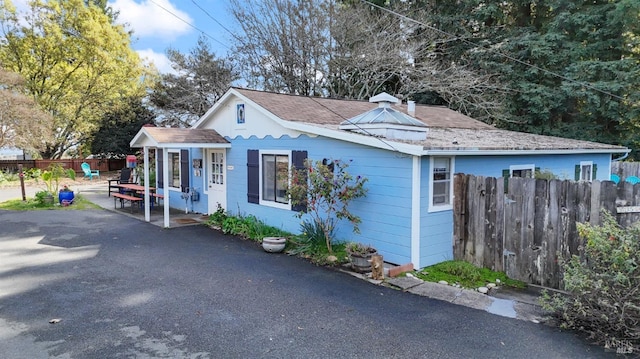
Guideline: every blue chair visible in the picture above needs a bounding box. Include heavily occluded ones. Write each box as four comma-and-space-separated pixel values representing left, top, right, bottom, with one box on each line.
81, 162, 100, 180
611, 174, 620, 184
625, 175, 640, 184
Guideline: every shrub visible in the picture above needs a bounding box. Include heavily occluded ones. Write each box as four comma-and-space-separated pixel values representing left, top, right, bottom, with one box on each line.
541, 212, 639, 353
288, 158, 368, 254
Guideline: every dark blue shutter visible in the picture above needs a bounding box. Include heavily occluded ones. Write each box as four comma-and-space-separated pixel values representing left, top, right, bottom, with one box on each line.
291, 150, 308, 212
592, 164, 597, 180
181, 149, 189, 192
157, 149, 163, 189
575, 165, 580, 181
247, 150, 259, 204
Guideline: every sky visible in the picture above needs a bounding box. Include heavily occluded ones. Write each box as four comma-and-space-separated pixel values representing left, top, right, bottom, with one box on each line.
10, 0, 238, 74
109, 0, 237, 73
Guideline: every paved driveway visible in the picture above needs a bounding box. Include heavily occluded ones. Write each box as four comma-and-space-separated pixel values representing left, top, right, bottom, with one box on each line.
0, 209, 611, 358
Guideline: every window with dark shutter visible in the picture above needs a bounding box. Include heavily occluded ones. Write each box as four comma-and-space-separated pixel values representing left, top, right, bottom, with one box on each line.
181, 149, 189, 192
291, 150, 308, 212
157, 149, 164, 189
247, 150, 259, 204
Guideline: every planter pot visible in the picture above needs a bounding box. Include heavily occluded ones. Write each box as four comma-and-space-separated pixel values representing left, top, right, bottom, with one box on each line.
349, 252, 377, 273
58, 191, 74, 205
43, 193, 55, 206
262, 237, 286, 253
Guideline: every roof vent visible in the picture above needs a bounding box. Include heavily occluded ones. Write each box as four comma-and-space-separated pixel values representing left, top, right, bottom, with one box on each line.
339, 92, 428, 141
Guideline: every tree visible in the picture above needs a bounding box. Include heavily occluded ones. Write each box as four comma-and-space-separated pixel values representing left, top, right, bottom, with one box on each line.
149, 36, 238, 127
420, 0, 640, 150
0, 0, 150, 159
0, 67, 52, 155
90, 97, 155, 158
229, 0, 330, 96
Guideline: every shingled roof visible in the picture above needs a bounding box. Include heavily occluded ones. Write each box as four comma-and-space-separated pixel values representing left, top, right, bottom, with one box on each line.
234, 88, 627, 153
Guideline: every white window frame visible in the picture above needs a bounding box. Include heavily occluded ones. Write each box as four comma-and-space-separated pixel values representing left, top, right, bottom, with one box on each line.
510, 164, 535, 178
258, 149, 292, 210
429, 156, 454, 212
580, 161, 593, 182
167, 149, 181, 190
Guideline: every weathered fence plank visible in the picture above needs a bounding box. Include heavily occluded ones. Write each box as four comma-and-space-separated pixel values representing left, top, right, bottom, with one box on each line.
453, 174, 640, 289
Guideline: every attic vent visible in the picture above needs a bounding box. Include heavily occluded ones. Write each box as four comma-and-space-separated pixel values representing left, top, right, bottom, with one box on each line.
339, 92, 428, 141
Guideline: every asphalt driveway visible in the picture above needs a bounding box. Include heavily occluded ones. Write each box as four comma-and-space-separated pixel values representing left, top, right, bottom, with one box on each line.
0, 208, 612, 358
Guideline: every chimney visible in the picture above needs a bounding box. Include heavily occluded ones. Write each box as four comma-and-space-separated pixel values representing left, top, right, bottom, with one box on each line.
407, 100, 416, 117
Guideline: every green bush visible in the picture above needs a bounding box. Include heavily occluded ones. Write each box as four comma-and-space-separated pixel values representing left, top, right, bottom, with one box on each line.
541, 212, 639, 353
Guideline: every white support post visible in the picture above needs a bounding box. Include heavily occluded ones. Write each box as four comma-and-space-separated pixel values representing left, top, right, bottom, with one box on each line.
144, 146, 150, 222
411, 155, 421, 268
163, 148, 170, 228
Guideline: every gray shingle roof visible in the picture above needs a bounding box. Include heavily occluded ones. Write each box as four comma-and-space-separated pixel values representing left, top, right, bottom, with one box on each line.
235, 88, 626, 152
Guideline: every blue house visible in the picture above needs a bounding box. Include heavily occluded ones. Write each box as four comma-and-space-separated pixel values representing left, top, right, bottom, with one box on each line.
130, 88, 629, 269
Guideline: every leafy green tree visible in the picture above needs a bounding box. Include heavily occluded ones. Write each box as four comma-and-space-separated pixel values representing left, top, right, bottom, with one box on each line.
419, 0, 640, 149
90, 97, 155, 159
149, 36, 238, 127
0, 0, 150, 159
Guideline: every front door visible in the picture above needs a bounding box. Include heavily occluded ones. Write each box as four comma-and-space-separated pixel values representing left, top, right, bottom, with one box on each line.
207, 149, 226, 213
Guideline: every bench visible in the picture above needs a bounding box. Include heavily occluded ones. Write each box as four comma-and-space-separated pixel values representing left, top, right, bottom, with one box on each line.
112, 192, 143, 213
151, 193, 164, 209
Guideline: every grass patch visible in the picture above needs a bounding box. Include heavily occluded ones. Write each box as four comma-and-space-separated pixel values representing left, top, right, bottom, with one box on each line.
0, 194, 100, 210
415, 260, 525, 289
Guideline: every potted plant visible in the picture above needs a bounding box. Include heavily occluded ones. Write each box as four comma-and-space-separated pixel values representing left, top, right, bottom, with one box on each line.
346, 242, 377, 273
58, 184, 74, 205
39, 164, 76, 205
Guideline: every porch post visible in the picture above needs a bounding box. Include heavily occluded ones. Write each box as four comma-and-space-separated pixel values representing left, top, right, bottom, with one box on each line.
163, 148, 170, 228
143, 146, 150, 222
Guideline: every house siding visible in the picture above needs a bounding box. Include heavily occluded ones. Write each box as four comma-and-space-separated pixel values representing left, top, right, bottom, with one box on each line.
420, 157, 454, 267
455, 153, 611, 180
225, 134, 414, 265
156, 148, 209, 214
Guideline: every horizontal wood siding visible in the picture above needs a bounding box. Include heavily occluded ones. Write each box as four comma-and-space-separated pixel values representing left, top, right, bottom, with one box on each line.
225, 135, 413, 264
419, 157, 454, 267
456, 153, 612, 180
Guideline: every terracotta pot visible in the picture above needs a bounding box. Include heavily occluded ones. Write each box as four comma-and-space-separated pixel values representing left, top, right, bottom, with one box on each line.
262, 237, 286, 253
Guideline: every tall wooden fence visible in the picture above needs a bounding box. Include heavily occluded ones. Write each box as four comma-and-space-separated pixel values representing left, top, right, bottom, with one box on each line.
612, 161, 640, 180
453, 174, 640, 289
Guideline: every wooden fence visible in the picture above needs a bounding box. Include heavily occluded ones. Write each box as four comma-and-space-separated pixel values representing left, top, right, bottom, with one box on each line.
612, 161, 640, 180
0, 159, 126, 173
453, 173, 640, 289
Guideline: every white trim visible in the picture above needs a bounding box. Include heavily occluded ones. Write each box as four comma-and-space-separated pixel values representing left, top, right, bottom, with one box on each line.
579, 161, 593, 182
167, 149, 181, 190
428, 156, 455, 212
411, 156, 421, 268
509, 164, 535, 178
258, 149, 292, 210
422, 148, 629, 156
162, 148, 170, 228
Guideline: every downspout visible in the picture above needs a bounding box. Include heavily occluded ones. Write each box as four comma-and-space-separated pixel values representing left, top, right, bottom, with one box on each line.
612, 152, 629, 162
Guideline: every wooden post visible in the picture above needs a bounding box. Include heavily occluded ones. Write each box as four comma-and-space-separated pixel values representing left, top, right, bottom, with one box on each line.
18, 164, 26, 201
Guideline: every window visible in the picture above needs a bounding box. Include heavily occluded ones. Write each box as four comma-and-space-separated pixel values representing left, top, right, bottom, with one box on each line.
247, 150, 307, 210
168, 151, 180, 188
576, 161, 596, 181
431, 157, 453, 210
262, 153, 289, 204
510, 164, 535, 178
